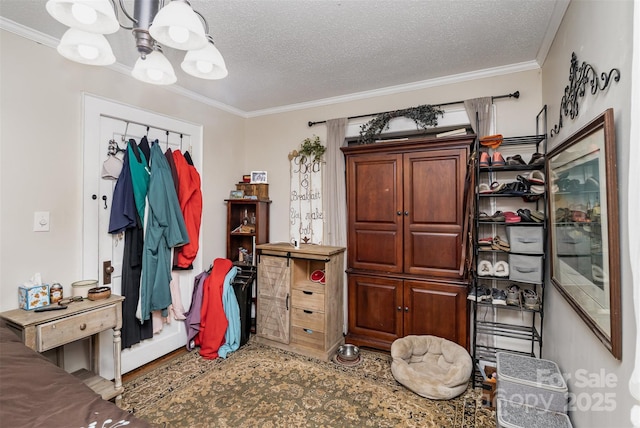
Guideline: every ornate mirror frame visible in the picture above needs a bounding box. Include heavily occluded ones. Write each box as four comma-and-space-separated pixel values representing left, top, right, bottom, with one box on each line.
547, 108, 621, 359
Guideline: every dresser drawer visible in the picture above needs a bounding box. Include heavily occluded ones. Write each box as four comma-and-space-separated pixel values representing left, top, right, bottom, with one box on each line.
291, 289, 324, 312
37, 305, 118, 352
291, 307, 325, 332
291, 326, 325, 350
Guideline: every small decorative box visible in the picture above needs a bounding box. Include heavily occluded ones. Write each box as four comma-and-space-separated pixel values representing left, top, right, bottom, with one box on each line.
18, 284, 50, 310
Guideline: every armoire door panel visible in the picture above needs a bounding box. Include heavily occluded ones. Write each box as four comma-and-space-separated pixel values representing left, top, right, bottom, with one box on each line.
407, 231, 460, 273
352, 158, 400, 223
352, 230, 402, 272
347, 153, 403, 272
403, 280, 467, 348
348, 275, 402, 340
404, 147, 466, 277
405, 151, 463, 225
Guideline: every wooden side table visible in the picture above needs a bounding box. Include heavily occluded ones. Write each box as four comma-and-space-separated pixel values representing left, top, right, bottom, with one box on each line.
0, 295, 125, 405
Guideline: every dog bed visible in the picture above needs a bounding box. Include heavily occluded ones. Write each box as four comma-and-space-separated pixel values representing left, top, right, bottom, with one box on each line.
390, 335, 472, 400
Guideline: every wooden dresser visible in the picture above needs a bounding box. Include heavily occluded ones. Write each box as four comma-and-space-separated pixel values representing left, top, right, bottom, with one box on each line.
255, 243, 345, 361
341, 136, 472, 351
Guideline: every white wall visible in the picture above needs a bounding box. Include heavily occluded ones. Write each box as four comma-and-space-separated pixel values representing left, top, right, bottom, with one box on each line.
0, 30, 245, 308
541, 1, 636, 427
244, 70, 543, 241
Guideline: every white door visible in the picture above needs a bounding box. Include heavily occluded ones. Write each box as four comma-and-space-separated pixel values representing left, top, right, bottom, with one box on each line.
83, 94, 203, 377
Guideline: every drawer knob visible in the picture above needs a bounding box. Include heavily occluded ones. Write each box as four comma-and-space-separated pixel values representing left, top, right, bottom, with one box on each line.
79, 323, 87, 330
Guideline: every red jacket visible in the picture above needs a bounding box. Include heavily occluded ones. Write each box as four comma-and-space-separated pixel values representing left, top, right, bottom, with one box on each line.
173, 150, 203, 269
196, 258, 233, 359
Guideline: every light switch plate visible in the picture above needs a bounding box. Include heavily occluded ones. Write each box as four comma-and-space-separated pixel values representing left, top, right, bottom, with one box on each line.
33, 211, 50, 232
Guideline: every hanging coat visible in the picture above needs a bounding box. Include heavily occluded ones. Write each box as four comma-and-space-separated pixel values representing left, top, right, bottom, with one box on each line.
121, 217, 154, 348
172, 150, 203, 269
197, 258, 233, 359
218, 266, 241, 358
128, 137, 150, 225
108, 148, 137, 234
107, 148, 153, 347
139, 143, 189, 321
184, 270, 209, 351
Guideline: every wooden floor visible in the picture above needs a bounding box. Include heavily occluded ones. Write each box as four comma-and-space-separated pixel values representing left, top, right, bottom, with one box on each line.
122, 347, 189, 383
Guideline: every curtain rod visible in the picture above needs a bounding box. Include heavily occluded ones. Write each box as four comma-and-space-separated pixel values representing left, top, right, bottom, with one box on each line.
307, 90, 520, 127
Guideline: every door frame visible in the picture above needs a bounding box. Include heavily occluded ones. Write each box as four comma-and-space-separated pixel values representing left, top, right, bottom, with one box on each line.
82, 93, 204, 375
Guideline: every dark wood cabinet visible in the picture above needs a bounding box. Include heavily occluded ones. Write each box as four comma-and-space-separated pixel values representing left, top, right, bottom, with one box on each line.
225, 199, 270, 264
342, 136, 472, 351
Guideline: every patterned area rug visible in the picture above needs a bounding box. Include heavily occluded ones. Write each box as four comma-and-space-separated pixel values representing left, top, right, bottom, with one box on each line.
122, 340, 496, 427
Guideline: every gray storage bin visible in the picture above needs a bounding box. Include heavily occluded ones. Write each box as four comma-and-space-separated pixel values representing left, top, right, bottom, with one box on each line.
496, 352, 568, 413
507, 226, 544, 254
509, 254, 543, 283
497, 399, 572, 428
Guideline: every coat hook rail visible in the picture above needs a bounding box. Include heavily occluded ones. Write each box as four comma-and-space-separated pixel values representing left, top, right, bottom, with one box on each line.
307, 91, 520, 127
101, 114, 189, 139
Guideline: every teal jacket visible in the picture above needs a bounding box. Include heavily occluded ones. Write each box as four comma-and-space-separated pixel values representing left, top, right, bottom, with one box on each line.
139, 143, 189, 321
218, 266, 241, 358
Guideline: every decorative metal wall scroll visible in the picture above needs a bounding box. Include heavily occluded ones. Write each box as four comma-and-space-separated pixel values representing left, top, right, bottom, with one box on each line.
550, 52, 620, 137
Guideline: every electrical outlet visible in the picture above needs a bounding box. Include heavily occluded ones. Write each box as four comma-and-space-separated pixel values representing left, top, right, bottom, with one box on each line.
33, 211, 50, 232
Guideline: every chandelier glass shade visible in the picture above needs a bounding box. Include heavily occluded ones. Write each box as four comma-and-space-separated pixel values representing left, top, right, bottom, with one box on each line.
148, 1, 207, 51
181, 36, 228, 80
132, 50, 177, 85
57, 28, 116, 65
45, 0, 227, 85
45, 0, 119, 34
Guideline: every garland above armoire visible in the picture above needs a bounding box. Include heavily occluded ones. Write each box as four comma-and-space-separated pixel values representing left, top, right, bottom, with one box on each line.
358, 104, 444, 144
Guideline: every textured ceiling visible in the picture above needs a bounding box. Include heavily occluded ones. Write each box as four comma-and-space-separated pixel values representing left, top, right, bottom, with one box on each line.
0, 0, 568, 115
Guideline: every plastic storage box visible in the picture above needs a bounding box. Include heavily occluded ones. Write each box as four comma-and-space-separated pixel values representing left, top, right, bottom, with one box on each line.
497, 399, 573, 428
496, 352, 568, 413
507, 226, 544, 254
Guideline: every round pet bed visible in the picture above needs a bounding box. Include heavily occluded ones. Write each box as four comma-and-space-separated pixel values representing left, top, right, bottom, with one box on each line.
390, 335, 472, 400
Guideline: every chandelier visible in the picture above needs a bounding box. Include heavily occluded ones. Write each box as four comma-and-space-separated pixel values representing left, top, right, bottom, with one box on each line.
45, 0, 228, 85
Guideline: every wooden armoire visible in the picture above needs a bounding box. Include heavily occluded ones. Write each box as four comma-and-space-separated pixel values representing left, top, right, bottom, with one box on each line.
341, 135, 472, 351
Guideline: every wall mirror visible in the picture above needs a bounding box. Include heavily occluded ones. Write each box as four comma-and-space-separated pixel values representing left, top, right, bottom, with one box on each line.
547, 108, 621, 359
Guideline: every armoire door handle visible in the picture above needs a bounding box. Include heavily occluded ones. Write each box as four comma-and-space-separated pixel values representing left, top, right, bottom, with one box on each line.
404, 211, 409, 216
404, 307, 409, 312
397, 306, 402, 311
397, 211, 402, 216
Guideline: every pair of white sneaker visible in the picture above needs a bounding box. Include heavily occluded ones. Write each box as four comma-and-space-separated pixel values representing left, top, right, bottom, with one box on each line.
477, 260, 509, 277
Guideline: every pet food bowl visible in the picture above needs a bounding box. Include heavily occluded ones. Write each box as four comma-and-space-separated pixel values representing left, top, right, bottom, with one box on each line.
337, 344, 360, 361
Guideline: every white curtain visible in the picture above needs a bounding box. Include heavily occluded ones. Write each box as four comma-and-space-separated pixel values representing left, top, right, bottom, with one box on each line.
322, 118, 348, 246
464, 97, 494, 137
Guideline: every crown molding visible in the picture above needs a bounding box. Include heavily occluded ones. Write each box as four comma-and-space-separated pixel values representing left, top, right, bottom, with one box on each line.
245, 60, 540, 118
536, 0, 570, 67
